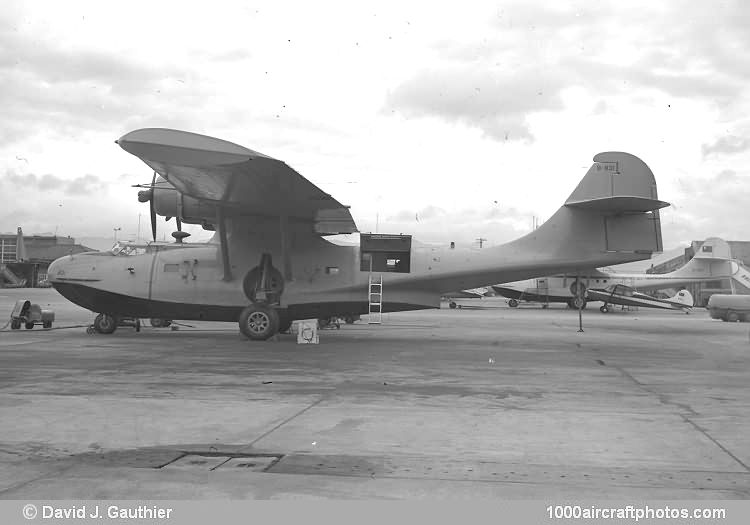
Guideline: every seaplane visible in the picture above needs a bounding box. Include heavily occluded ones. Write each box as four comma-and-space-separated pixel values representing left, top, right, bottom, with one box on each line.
587, 284, 694, 313
492, 237, 736, 309
48, 128, 668, 340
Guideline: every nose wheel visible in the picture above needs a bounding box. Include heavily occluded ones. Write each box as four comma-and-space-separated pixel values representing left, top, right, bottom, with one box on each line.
93, 313, 118, 334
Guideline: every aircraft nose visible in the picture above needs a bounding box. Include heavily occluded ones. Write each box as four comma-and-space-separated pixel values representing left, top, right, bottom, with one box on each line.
47, 255, 69, 282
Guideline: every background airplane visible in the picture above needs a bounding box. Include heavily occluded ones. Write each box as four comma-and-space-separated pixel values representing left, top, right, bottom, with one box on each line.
48, 129, 668, 340
587, 285, 693, 313
444, 287, 493, 309
492, 237, 743, 309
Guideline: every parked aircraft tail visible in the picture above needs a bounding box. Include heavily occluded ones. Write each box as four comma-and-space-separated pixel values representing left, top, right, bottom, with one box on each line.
506, 152, 668, 268
669, 289, 694, 307
657, 238, 734, 281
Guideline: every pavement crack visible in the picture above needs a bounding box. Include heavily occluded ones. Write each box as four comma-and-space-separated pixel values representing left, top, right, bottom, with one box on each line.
607, 362, 750, 473
243, 397, 326, 450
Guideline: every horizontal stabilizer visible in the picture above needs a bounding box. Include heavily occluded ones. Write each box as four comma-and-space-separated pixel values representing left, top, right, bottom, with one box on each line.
565, 195, 669, 213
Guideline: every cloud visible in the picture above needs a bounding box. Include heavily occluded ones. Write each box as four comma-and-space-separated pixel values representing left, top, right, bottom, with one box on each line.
386, 67, 565, 141
701, 135, 750, 157
664, 169, 750, 243
0, 170, 108, 195
0, 21, 212, 146
385, 1, 750, 142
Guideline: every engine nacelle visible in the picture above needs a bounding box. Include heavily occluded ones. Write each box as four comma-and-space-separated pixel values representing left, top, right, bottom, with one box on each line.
153, 182, 217, 227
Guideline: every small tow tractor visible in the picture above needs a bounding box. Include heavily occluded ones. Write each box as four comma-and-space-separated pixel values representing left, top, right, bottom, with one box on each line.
10, 300, 55, 330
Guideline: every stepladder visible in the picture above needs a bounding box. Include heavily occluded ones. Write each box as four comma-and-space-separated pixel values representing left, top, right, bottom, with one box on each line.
368, 274, 383, 324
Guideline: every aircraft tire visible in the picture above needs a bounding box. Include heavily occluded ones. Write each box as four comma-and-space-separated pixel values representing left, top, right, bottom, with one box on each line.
508, 299, 519, 308
25, 322, 34, 329
569, 297, 586, 309
344, 315, 356, 324
10, 319, 21, 330
600, 305, 609, 313
93, 313, 118, 334
449, 301, 457, 309
727, 311, 739, 323
150, 318, 172, 328
43, 321, 52, 329
239, 304, 279, 341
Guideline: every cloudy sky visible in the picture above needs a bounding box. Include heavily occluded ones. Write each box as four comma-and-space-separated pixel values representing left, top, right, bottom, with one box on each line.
1, 0, 748, 251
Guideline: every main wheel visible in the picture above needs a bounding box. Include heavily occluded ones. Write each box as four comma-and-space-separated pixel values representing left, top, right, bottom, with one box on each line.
149, 318, 172, 328
43, 321, 52, 329
11, 319, 21, 330
448, 301, 457, 309
344, 315, 356, 324
93, 313, 118, 334
25, 322, 34, 329
508, 299, 519, 308
727, 311, 739, 323
239, 304, 280, 340
600, 305, 609, 313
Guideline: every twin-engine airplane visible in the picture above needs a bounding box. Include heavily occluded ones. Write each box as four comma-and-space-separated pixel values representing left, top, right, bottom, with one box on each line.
48, 128, 669, 340
492, 237, 737, 309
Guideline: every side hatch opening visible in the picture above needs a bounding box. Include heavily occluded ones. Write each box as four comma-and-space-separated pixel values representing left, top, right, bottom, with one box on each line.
359, 234, 412, 273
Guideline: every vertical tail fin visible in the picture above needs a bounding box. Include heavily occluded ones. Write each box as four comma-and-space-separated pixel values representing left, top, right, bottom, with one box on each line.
667, 238, 734, 280
509, 152, 669, 268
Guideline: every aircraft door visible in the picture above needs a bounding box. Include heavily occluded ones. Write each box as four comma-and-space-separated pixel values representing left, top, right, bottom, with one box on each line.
359, 234, 412, 273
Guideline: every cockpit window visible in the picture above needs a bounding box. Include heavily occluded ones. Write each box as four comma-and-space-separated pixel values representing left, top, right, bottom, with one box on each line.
110, 242, 145, 256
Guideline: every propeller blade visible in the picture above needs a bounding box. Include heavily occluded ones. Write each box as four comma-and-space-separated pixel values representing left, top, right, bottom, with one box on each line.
150, 172, 157, 242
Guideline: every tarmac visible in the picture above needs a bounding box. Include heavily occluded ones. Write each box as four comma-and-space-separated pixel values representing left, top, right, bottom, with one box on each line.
1, 288, 749, 499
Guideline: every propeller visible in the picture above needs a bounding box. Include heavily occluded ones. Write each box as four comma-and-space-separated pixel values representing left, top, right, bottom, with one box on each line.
150, 172, 157, 241
136, 172, 158, 241
136, 172, 190, 243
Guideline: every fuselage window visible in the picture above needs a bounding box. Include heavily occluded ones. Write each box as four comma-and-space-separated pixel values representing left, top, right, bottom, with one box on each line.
326, 266, 339, 275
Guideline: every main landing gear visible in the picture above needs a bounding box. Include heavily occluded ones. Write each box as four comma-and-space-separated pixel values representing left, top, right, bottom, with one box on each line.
239, 253, 289, 341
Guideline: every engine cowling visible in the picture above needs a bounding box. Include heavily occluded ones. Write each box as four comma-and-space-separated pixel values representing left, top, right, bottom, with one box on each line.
153, 182, 217, 227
